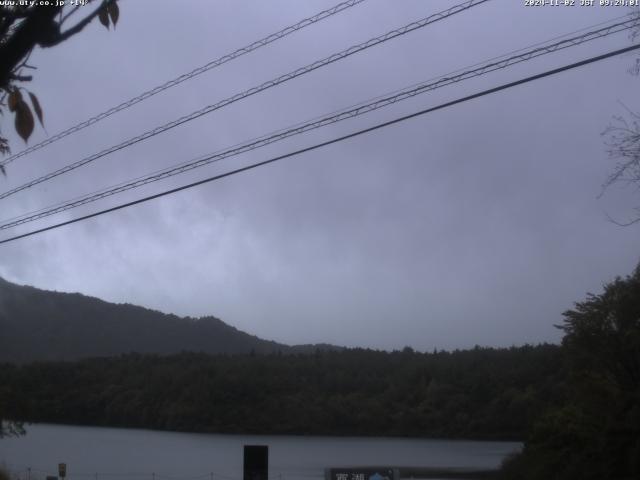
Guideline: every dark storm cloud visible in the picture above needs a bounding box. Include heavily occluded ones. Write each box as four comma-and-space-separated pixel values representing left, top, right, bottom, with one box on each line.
0, 0, 638, 350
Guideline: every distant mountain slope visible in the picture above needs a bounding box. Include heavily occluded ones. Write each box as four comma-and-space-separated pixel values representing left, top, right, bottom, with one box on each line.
0, 277, 327, 362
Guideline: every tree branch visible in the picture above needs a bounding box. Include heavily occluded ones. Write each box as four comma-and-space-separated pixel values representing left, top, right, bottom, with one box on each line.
605, 210, 640, 226
8, 73, 32, 82
0, 6, 62, 87
59, 5, 82, 26
43, 0, 111, 47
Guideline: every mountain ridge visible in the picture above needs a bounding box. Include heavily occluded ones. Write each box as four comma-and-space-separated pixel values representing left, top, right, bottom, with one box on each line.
0, 277, 339, 362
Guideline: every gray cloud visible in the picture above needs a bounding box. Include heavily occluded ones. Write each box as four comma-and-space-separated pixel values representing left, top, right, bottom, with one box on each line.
1, 0, 639, 351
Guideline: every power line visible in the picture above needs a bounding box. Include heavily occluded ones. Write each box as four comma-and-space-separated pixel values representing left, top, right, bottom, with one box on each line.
1, 43, 638, 246
1, 15, 636, 230
0, 0, 367, 168
0, 0, 491, 201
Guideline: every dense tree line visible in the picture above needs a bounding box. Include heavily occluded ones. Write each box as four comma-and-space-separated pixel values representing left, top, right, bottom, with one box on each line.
500, 265, 640, 480
0, 344, 563, 440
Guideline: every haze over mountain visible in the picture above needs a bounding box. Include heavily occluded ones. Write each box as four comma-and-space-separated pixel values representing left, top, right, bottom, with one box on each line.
0, 277, 335, 363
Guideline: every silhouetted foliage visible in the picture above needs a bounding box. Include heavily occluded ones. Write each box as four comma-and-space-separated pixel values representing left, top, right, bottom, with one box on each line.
0, 418, 23, 438
500, 264, 640, 480
602, 109, 640, 225
0, 466, 10, 480
0, 368, 23, 437
601, 14, 640, 225
0, 276, 336, 436
0, 1, 119, 154
0, 344, 564, 439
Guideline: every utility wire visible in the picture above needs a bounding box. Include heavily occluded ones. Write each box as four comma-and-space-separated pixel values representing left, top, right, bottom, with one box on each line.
0, 0, 367, 168
0, 0, 491, 201
0, 15, 636, 230
1, 43, 638, 246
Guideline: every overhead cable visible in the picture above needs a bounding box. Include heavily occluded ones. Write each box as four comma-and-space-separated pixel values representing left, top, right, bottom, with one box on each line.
0, 0, 491, 200
0, 0, 367, 167
1, 15, 636, 230
1, 42, 639, 245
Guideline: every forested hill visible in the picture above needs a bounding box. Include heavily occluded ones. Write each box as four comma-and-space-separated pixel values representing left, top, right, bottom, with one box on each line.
1, 345, 565, 439
0, 277, 333, 362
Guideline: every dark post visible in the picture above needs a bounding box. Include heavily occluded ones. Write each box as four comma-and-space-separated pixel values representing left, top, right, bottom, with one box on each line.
243, 445, 268, 480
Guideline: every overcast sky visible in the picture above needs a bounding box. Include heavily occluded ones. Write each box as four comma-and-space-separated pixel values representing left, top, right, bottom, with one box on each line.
0, 0, 639, 351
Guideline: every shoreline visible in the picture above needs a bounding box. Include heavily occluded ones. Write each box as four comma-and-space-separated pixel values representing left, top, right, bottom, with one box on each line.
9, 421, 525, 444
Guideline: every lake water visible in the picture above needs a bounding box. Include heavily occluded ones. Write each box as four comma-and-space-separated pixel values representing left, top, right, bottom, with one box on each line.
0, 424, 521, 480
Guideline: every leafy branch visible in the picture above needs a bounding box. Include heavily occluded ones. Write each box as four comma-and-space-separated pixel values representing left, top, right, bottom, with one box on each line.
0, 0, 120, 156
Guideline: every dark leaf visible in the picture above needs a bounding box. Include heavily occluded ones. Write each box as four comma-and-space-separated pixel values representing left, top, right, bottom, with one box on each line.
98, 7, 110, 29
14, 100, 34, 143
0, 164, 5, 177
0, 137, 9, 157
8, 89, 22, 112
28, 91, 44, 127
108, 1, 119, 27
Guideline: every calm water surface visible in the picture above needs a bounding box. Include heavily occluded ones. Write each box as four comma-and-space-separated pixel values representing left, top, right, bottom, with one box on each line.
0, 424, 521, 480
